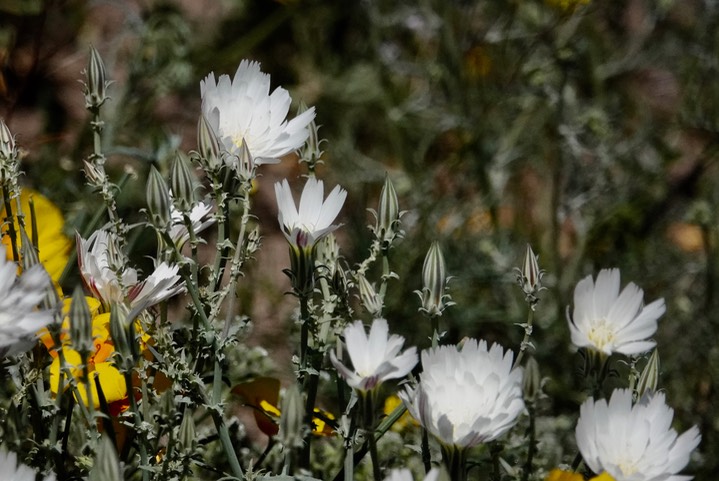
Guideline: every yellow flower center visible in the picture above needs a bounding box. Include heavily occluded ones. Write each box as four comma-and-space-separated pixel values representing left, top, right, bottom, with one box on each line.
618, 459, 639, 476
588, 319, 615, 350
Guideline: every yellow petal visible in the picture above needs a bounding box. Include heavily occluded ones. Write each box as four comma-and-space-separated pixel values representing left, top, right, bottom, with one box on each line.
545, 469, 584, 481
589, 473, 616, 481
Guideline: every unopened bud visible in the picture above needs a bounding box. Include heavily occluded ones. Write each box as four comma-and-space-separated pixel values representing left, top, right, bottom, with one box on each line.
522, 356, 541, 403
298, 102, 323, 172
636, 349, 660, 400
170, 153, 195, 212
85, 46, 109, 109
146, 166, 172, 229
90, 435, 121, 481
375, 174, 401, 247
178, 407, 197, 451
416, 241, 453, 317
69, 286, 93, 355
0, 118, 17, 163
279, 384, 304, 448
516, 244, 544, 309
82, 159, 105, 186
196, 115, 222, 170
246, 226, 261, 256
357, 274, 383, 317
235, 138, 255, 182
109, 305, 133, 367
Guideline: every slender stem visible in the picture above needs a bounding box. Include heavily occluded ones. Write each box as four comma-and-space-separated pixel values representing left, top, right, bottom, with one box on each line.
513, 308, 535, 369
364, 392, 381, 481
522, 403, 536, 481
1, 182, 19, 262
124, 370, 149, 481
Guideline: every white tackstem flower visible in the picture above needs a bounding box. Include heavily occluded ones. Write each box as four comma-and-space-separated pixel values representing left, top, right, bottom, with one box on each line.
274, 177, 347, 251
200, 59, 316, 167
383, 468, 441, 481
576, 389, 700, 481
0, 449, 55, 481
330, 318, 417, 392
169, 198, 214, 248
568, 269, 665, 356
0, 256, 56, 356
401, 339, 524, 449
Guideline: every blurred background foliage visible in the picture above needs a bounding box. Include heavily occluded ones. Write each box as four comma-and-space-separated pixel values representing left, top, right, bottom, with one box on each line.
1, 0, 718, 478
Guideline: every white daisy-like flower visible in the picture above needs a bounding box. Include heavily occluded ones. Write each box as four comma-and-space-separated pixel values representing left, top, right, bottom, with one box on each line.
0, 256, 56, 356
330, 318, 418, 392
383, 468, 440, 481
200, 59, 316, 166
0, 449, 55, 481
568, 269, 665, 356
576, 389, 701, 481
169, 199, 215, 248
77, 231, 183, 313
401, 339, 524, 449
274, 177, 347, 251
76, 230, 137, 306
127, 262, 184, 313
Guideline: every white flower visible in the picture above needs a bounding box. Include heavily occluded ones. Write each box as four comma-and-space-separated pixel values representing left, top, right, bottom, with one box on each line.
127, 262, 184, 313
169, 199, 214, 247
0, 449, 55, 481
0, 256, 56, 356
330, 318, 417, 392
77, 230, 137, 306
383, 468, 440, 481
568, 269, 665, 356
274, 177, 347, 250
576, 389, 700, 481
200, 59, 316, 166
77, 231, 183, 313
401, 339, 524, 449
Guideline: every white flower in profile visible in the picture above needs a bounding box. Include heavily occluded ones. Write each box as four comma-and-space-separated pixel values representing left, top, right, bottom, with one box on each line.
401, 339, 524, 449
200, 59, 316, 165
0, 256, 56, 356
127, 262, 184, 313
568, 269, 665, 356
76, 230, 137, 306
169, 199, 214, 247
0, 449, 55, 481
383, 468, 440, 481
330, 318, 418, 392
274, 177, 347, 251
576, 389, 700, 481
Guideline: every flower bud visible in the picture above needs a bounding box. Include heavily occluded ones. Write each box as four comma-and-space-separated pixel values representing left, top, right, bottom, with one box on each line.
170, 153, 195, 212
90, 435, 122, 481
297, 101, 323, 172
82, 159, 105, 186
636, 349, 660, 401
375, 174, 401, 247
522, 356, 541, 403
416, 241, 453, 317
234, 138, 254, 182
0, 118, 17, 163
109, 305, 133, 367
146, 166, 172, 229
178, 407, 197, 451
85, 46, 109, 109
196, 114, 222, 170
516, 244, 544, 309
357, 274, 383, 317
69, 286, 93, 356
279, 384, 304, 448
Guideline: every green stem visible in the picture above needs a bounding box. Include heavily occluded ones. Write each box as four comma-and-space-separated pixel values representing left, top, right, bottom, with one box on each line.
363, 392, 381, 481
441, 445, 467, 481
513, 308, 535, 369
124, 370, 150, 481
522, 403, 536, 481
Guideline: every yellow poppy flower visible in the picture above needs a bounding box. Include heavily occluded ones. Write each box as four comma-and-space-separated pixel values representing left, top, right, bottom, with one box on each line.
1, 188, 71, 283
383, 393, 418, 432
545, 470, 616, 481
232, 377, 335, 437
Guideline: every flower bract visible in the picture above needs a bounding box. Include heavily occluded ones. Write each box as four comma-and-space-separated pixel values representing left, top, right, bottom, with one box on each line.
568, 269, 665, 356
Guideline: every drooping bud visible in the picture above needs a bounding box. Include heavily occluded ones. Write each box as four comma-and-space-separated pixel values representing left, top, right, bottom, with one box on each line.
146, 166, 172, 229
196, 114, 222, 170
374, 174, 401, 248
515, 244, 544, 310
90, 435, 122, 481
522, 356, 541, 403
357, 274, 383, 317
84, 46, 109, 110
279, 384, 304, 448
0, 118, 17, 163
636, 349, 660, 401
170, 153, 195, 212
69, 286, 93, 356
416, 241, 453, 317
